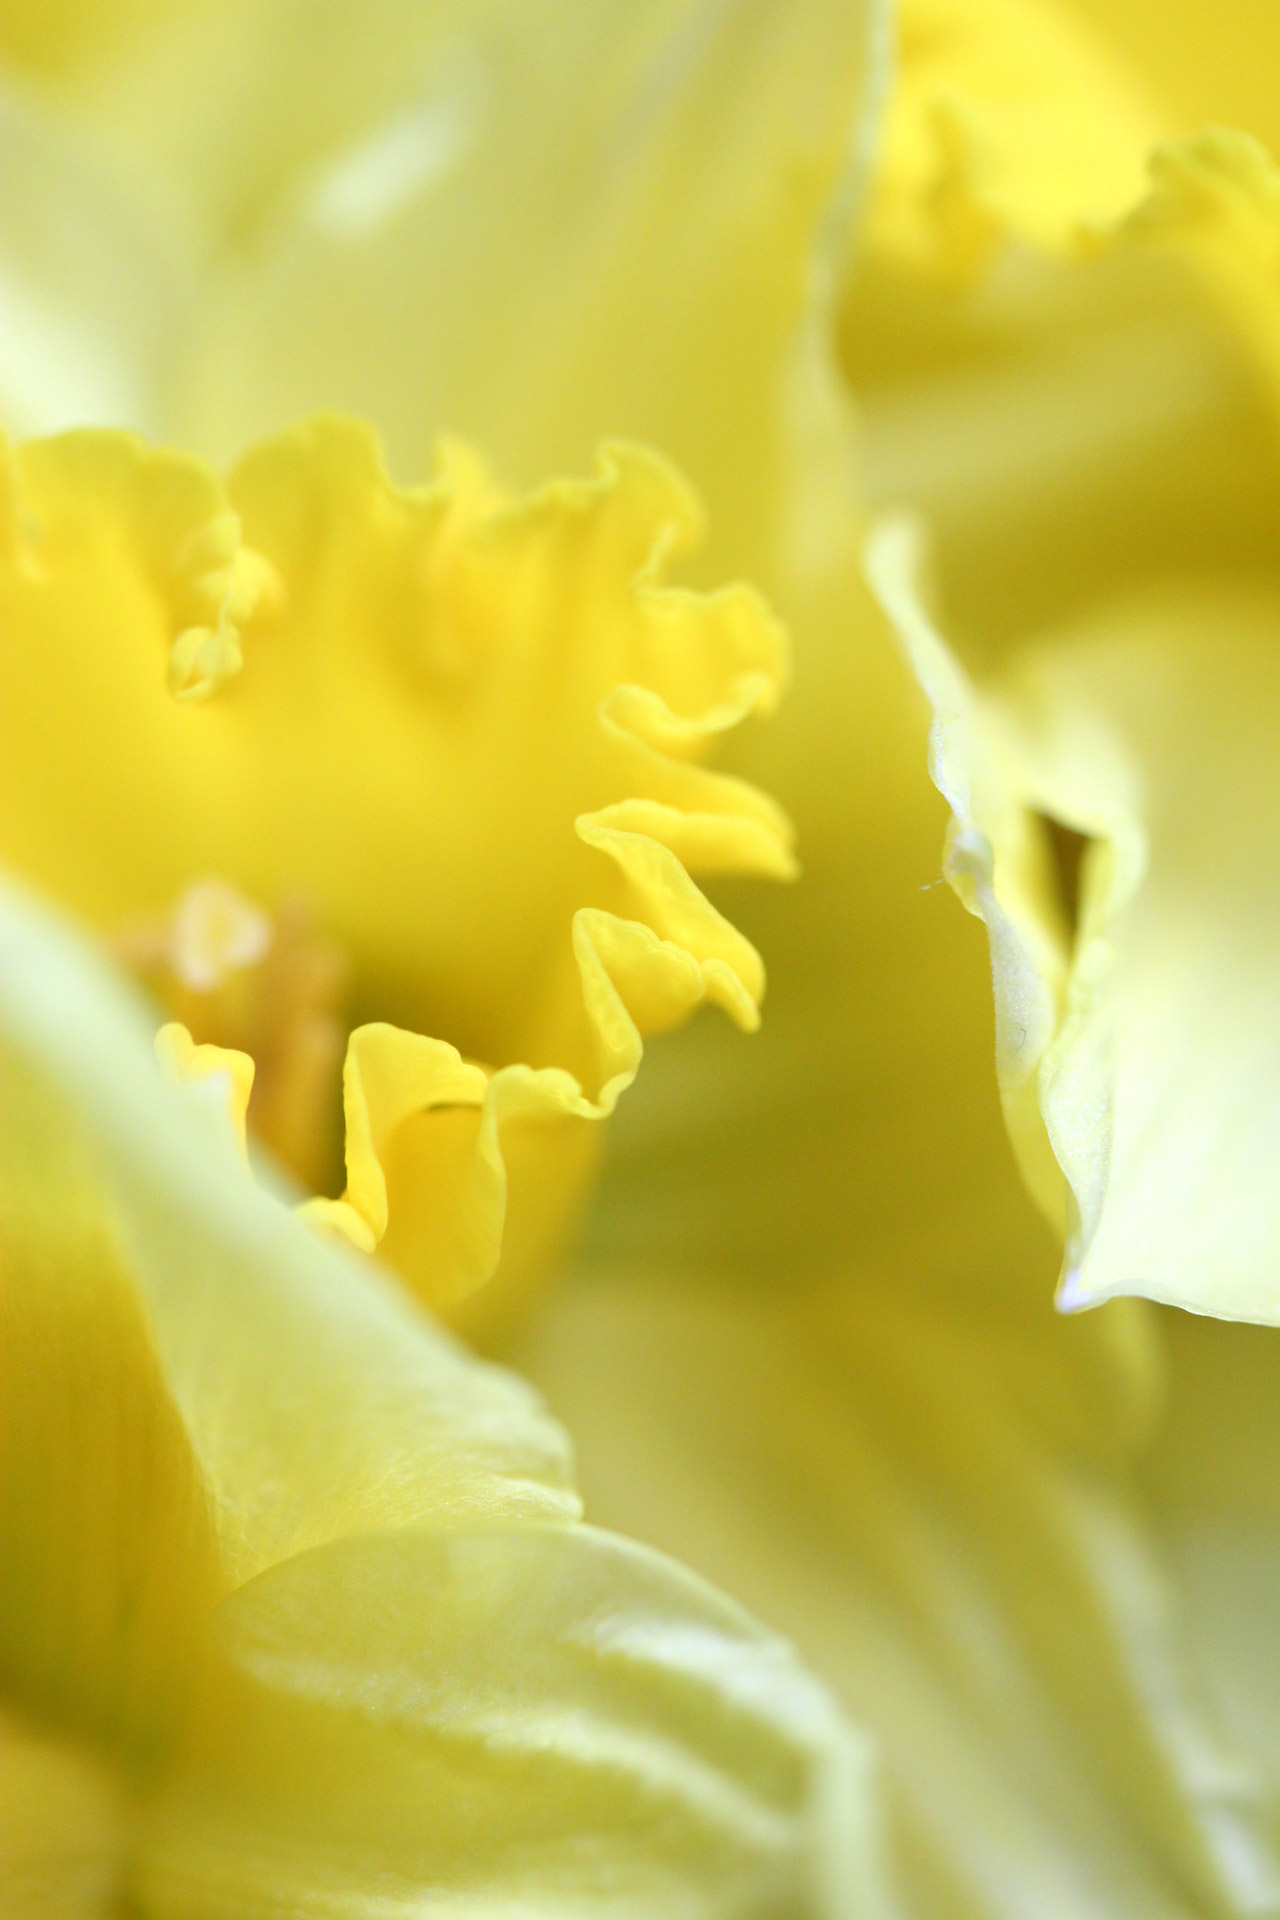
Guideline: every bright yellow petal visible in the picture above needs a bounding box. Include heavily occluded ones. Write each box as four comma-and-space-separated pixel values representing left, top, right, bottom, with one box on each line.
862, 0, 1160, 282
513, 1270, 1280, 1918
138, 1523, 891, 1917
1069, 0, 1280, 163
581, 0, 1183, 1308
0, 1701, 126, 1919
0, 418, 789, 1313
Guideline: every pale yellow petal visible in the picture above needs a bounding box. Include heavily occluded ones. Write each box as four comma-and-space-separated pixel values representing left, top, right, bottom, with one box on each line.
175, 0, 880, 567
139, 1523, 892, 1918
514, 1271, 1280, 1918
0, 0, 179, 80
0, 1020, 221, 1760
0, 72, 194, 440
1140, 1313, 1280, 1850
871, 515, 1280, 1322
25, 0, 474, 253
2, 880, 891, 1914
155, 1021, 255, 1156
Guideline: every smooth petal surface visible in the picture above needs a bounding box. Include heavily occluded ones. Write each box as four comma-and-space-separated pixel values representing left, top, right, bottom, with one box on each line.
173, 0, 879, 569
513, 1271, 1280, 1920
0, 1029, 221, 1760
1069, 0, 1280, 162
0, 70, 193, 439
139, 1524, 891, 1918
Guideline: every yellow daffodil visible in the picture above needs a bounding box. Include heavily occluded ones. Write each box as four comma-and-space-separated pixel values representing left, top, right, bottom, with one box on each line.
6, 0, 1280, 1916
0, 874, 890, 1915
0, 413, 793, 1326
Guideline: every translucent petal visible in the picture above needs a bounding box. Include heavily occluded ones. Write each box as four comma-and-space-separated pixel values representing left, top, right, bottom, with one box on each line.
0, 1021, 221, 1760
138, 1524, 893, 1918
514, 1271, 1280, 1919
0, 880, 891, 1914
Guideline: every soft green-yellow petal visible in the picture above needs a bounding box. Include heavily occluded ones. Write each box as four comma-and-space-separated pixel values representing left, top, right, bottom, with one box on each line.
139, 1524, 891, 1917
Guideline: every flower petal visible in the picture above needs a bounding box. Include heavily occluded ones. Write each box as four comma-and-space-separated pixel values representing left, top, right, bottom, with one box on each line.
0, 878, 890, 1913
174, 0, 881, 544
1069, 0, 1280, 162
0, 993, 222, 1761
859, 0, 1160, 282
0, 877, 579, 1637
0, 69, 195, 439
514, 1270, 1280, 1918
138, 1523, 892, 1917
870, 515, 1280, 1321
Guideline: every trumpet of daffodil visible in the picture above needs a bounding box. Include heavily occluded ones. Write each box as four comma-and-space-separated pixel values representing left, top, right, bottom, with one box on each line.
6, 1, 1280, 1917
0, 408, 793, 1331
0, 873, 891, 1916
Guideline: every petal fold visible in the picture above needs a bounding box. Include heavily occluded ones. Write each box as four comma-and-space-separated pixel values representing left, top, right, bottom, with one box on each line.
515, 1269, 1280, 1918
870, 517, 1280, 1322
139, 1524, 892, 1918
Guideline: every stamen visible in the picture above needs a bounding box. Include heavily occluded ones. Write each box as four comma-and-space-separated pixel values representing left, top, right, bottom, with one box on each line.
121, 882, 349, 1194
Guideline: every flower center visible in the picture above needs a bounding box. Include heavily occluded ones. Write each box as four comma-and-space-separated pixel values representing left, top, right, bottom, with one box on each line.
119, 879, 350, 1196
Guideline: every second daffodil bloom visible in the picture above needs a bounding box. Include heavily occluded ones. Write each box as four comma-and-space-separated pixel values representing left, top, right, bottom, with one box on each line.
0, 875, 887, 1915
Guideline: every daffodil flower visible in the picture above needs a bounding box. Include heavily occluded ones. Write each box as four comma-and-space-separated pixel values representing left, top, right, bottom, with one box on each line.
6, 1, 1280, 1917
0, 874, 890, 1916
0, 414, 793, 1329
